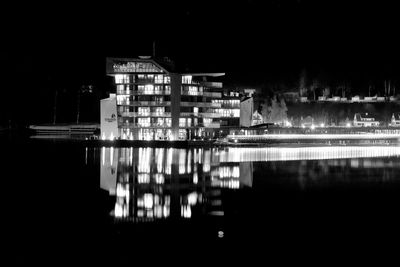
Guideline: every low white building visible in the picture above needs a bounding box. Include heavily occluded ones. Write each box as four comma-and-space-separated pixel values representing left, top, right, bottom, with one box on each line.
353, 113, 380, 127
252, 111, 264, 126
100, 94, 119, 140
390, 113, 400, 127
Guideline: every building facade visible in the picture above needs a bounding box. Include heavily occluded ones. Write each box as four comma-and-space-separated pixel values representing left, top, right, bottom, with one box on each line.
102, 57, 226, 141
390, 112, 400, 127
216, 91, 241, 128
353, 113, 380, 127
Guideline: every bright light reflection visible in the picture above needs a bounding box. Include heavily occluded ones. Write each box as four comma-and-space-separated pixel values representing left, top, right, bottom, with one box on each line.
218, 146, 400, 162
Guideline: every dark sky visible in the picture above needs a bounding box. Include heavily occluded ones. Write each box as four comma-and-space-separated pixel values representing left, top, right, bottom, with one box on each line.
3, 0, 399, 124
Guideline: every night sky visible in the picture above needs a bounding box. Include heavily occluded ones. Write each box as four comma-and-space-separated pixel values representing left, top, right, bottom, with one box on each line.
3, 0, 399, 125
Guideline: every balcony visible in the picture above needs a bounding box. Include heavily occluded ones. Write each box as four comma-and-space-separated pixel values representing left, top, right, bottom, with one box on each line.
120, 123, 172, 128
203, 92, 222, 98
181, 91, 203, 96
131, 90, 171, 95
120, 112, 172, 117
129, 101, 171, 106
200, 81, 223, 88
180, 102, 221, 108
198, 113, 222, 118
201, 123, 221, 128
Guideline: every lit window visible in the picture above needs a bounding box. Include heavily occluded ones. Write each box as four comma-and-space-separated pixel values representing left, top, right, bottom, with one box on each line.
179, 118, 186, 127
154, 107, 164, 116
144, 84, 154, 94
138, 107, 150, 116
115, 74, 130, 84
182, 75, 192, 84
164, 76, 170, 84
155, 75, 163, 84
117, 95, 129, 105
138, 118, 150, 127
204, 118, 212, 125
154, 85, 162, 93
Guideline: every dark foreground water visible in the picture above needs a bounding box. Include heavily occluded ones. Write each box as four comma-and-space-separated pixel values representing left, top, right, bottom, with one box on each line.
3, 137, 400, 264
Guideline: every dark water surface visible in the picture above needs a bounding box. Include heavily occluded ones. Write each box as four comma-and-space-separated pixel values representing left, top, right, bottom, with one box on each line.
3, 137, 400, 264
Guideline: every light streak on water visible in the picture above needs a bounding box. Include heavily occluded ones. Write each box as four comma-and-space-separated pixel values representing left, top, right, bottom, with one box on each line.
218, 146, 400, 162
228, 133, 400, 140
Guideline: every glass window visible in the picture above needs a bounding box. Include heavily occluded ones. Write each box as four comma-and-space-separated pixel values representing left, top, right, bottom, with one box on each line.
154, 107, 165, 115
165, 85, 171, 94
116, 84, 124, 94
204, 118, 212, 125
144, 84, 154, 94
179, 118, 186, 127
182, 75, 192, 84
115, 74, 130, 84
154, 85, 162, 93
165, 118, 172, 127
164, 75, 170, 84
117, 95, 129, 105
138, 107, 150, 116
138, 118, 150, 127
155, 75, 163, 84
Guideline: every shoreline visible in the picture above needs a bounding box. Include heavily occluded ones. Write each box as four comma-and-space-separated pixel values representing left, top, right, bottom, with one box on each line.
25, 135, 400, 148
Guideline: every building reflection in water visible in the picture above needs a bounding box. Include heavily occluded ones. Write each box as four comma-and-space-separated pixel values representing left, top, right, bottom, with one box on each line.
100, 146, 400, 221
100, 147, 253, 222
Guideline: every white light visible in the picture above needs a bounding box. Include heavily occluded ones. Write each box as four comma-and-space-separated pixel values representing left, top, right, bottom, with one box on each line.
311, 124, 315, 130
320, 123, 325, 127
234, 139, 238, 143
101, 133, 106, 140
227, 133, 400, 140
218, 231, 224, 238
301, 124, 305, 129
346, 123, 351, 128
187, 192, 198, 205
216, 146, 400, 162
109, 132, 115, 141
181, 205, 192, 218
144, 194, 153, 209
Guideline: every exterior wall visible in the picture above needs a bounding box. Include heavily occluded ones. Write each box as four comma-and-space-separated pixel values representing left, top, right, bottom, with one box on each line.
240, 97, 253, 127
217, 96, 241, 128
170, 73, 181, 140
100, 94, 119, 140
353, 113, 380, 127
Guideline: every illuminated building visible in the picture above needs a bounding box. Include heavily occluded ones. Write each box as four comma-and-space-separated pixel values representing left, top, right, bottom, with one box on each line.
215, 91, 241, 128
252, 111, 264, 126
353, 113, 380, 127
390, 112, 400, 127
101, 57, 225, 141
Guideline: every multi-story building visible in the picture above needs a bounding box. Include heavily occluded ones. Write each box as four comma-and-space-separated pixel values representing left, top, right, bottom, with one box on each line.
214, 91, 241, 128
101, 57, 225, 141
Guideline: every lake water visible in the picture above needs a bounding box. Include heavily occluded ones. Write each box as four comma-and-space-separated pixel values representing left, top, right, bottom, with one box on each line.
3, 138, 400, 263
96, 145, 400, 263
